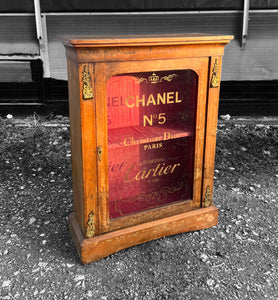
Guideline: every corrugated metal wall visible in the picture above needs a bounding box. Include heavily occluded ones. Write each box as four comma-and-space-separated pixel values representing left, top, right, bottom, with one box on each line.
47, 13, 240, 81
0, 16, 38, 55
1, 0, 278, 12
224, 12, 278, 80
46, 13, 278, 81
0, 12, 277, 82
0, 16, 41, 103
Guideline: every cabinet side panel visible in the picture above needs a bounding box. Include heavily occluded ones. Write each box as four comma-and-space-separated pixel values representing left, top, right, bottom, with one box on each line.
67, 59, 85, 234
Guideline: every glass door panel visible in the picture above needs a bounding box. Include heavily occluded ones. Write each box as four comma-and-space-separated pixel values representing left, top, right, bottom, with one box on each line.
107, 70, 198, 219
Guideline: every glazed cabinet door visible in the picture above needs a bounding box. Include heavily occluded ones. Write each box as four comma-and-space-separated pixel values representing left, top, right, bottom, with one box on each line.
95, 58, 209, 233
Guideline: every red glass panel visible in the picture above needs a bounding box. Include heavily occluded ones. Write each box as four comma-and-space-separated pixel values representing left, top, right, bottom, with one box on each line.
107, 70, 198, 219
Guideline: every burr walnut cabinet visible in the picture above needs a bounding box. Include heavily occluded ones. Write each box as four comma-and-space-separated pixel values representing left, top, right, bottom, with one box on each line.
62, 33, 233, 264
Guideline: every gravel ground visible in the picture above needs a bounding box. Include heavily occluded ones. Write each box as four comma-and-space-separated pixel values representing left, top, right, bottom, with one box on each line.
0, 115, 277, 299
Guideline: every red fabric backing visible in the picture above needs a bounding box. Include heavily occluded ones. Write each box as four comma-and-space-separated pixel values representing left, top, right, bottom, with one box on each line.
107, 70, 197, 219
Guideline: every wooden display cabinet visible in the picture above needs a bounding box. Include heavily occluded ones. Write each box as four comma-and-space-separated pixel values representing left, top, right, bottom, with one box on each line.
62, 34, 233, 264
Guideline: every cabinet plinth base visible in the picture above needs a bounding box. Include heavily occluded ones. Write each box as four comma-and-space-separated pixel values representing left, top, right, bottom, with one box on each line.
69, 206, 218, 264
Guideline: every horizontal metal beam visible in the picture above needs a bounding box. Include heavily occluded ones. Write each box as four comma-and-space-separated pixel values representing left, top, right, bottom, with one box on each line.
0, 102, 43, 105
43, 10, 242, 16
41, 10, 278, 16
249, 9, 278, 13
0, 55, 40, 60
0, 10, 277, 18
0, 13, 35, 16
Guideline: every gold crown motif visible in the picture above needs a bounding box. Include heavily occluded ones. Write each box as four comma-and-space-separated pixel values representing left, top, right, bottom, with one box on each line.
148, 73, 160, 83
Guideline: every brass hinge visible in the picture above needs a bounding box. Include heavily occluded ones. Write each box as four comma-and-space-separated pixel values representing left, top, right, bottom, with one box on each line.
82, 64, 94, 100
204, 185, 212, 207
86, 212, 95, 238
97, 146, 103, 161
210, 58, 220, 88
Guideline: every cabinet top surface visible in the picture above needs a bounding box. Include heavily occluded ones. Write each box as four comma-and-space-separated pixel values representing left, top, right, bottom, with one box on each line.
62, 33, 233, 47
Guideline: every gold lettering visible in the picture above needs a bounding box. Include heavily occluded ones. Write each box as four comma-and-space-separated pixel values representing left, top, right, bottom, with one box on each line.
175, 92, 182, 103
158, 113, 166, 125
145, 168, 154, 178
153, 163, 162, 176
158, 163, 166, 176
119, 91, 182, 108
163, 165, 172, 175
124, 136, 134, 146
123, 138, 128, 146
164, 132, 171, 140
171, 163, 181, 173
146, 94, 156, 106
135, 169, 148, 180
167, 92, 175, 104
126, 96, 135, 108
144, 142, 163, 150
157, 93, 166, 105
124, 162, 181, 182
143, 115, 153, 127
136, 95, 145, 107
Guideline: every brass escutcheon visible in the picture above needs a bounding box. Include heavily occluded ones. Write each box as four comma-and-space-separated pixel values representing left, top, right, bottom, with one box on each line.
97, 146, 103, 161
